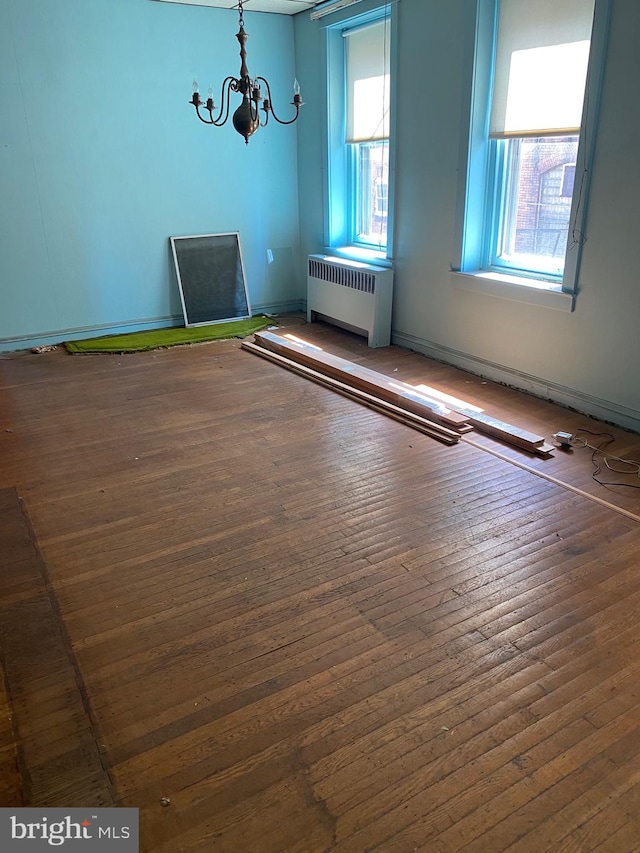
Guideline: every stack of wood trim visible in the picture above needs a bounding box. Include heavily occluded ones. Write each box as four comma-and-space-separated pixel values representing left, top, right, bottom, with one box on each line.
251, 332, 470, 427
245, 331, 553, 456
241, 339, 461, 445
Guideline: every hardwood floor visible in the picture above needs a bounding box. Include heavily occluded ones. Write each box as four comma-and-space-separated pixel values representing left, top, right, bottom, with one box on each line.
0, 488, 114, 807
1, 315, 640, 851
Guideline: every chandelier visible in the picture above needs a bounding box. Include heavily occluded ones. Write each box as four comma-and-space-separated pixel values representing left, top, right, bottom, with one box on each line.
189, 0, 304, 144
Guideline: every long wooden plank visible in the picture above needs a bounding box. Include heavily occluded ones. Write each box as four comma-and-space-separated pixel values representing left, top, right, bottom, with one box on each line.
241, 340, 460, 445
251, 332, 551, 454
414, 383, 549, 453
253, 331, 470, 429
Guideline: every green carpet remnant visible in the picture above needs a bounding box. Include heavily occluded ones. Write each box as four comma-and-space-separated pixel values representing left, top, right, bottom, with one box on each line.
65, 316, 274, 353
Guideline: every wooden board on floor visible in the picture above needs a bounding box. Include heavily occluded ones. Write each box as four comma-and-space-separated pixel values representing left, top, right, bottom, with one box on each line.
242, 340, 461, 445
252, 331, 470, 430
414, 384, 553, 455
252, 332, 552, 455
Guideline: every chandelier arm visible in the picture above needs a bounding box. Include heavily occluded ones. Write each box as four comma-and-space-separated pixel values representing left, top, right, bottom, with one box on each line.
213, 77, 237, 127
251, 96, 262, 128
192, 77, 237, 125
211, 77, 238, 126
194, 105, 215, 125
255, 77, 301, 126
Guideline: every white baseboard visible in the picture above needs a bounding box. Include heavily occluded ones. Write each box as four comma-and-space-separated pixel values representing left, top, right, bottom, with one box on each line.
392, 331, 640, 435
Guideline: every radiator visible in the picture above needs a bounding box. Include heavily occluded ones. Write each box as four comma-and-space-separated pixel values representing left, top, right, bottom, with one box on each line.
306, 255, 394, 348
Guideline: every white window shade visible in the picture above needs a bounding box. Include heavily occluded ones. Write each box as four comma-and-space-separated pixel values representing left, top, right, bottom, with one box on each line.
345, 19, 390, 143
490, 0, 595, 137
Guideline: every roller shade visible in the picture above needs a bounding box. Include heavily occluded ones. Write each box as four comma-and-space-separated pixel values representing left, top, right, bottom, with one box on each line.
490, 0, 595, 138
345, 18, 390, 143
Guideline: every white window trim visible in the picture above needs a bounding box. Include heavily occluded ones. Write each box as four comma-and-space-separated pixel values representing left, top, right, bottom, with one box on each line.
451, 0, 611, 311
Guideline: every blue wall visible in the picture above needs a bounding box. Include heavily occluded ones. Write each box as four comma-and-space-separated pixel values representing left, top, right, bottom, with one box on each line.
294, 0, 640, 432
0, 0, 303, 350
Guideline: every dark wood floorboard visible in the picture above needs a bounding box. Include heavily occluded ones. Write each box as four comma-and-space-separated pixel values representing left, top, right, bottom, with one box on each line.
0, 488, 114, 806
1, 315, 640, 851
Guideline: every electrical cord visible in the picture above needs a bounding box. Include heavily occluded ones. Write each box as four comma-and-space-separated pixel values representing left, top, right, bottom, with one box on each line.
569, 429, 640, 490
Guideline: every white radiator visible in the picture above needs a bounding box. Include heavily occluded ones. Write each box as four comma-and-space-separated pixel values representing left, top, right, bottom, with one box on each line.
306, 255, 394, 348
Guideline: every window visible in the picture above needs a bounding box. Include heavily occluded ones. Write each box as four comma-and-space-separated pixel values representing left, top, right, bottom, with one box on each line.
453, 0, 611, 308
322, 5, 394, 260
345, 19, 390, 250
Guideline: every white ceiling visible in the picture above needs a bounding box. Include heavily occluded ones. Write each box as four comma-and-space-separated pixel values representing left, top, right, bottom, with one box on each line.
153, 0, 319, 14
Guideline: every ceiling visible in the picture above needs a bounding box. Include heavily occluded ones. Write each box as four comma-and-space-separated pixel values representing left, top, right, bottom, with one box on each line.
153, 0, 320, 14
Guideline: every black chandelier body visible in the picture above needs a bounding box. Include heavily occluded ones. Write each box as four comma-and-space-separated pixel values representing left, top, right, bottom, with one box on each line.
190, 0, 303, 144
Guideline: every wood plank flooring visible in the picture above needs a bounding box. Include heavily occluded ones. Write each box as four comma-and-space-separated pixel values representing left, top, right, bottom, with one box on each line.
1, 316, 640, 851
0, 488, 114, 807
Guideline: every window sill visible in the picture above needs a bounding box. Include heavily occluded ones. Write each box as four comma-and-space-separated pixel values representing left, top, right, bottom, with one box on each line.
451, 270, 575, 312
325, 245, 392, 268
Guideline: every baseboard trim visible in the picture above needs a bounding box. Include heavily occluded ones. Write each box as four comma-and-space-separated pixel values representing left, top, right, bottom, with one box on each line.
0, 315, 184, 354
392, 330, 640, 434
0, 302, 307, 354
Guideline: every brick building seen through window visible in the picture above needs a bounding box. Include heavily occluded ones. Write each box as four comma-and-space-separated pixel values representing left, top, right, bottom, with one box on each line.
502, 135, 578, 268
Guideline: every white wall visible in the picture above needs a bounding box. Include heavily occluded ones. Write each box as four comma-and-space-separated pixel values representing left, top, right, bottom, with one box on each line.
295, 0, 640, 432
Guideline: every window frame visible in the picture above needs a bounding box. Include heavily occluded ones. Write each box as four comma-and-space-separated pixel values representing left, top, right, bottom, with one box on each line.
320, 1, 397, 265
451, 0, 611, 311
